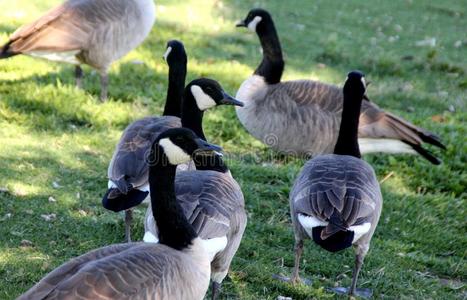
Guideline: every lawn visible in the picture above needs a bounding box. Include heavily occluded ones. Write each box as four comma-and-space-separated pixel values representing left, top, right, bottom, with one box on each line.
0, 0, 465, 299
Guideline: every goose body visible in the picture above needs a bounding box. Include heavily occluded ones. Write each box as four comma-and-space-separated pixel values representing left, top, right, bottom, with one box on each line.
18, 241, 210, 300
0, 0, 156, 100
236, 9, 445, 163
144, 168, 247, 297
19, 128, 222, 300
286, 71, 382, 297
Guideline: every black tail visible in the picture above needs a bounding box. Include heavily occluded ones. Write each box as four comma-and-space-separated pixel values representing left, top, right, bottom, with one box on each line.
405, 142, 442, 165
0, 41, 18, 59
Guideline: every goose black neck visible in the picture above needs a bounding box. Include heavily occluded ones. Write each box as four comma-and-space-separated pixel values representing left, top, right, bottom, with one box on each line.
333, 90, 363, 158
181, 90, 206, 141
254, 19, 284, 84
163, 62, 187, 117
149, 150, 197, 250
194, 154, 229, 173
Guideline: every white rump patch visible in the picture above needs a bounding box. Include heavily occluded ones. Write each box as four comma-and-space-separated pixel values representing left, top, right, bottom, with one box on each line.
159, 138, 191, 165
191, 85, 217, 110
358, 138, 416, 154
298, 214, 328, 238
248, 16, 263, 32
350, 222, 371, 243
28, 50, 80, 64
200, 236, 228, 262
163, 46, 172, 61
108, 180, 117, 189
143, 231, 159, 243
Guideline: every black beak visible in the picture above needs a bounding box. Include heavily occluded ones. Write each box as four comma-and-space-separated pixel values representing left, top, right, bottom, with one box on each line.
219, 91, 244, 107
236, 20, 247, 27
194, 139, 223, 154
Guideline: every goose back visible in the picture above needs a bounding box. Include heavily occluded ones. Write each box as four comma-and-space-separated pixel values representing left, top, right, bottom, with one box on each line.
145, 170, 247, 272
108, 116, 181, 193
236, 76, 441, 159
290, 154, 382, 246
18, 242, 210, 300
4, 0, 156, 70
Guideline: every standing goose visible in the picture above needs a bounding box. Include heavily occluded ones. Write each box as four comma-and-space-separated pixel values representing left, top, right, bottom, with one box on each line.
235, 9, 445, 164
103, 61, 243, 242
284, 71, 382, 298
103, 40, 187, 242
144, 151, 247, 300
0, 0, 156, 100
18, 128, 222, 300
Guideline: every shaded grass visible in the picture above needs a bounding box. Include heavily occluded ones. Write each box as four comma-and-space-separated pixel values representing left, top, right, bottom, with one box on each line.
0, 0, 466, 299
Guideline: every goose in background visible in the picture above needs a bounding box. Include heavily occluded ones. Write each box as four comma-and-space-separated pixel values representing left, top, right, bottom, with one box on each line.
283, 71, 382, 298
144, 150, 247, 300
18, 128, 222, 300
235, 8, 445, 164
0, 0, 156, 100
103, 51, 243, 242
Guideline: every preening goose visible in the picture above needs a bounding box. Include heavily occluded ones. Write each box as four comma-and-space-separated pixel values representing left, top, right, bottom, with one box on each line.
102, 58, 243, 242
18, 128, 222, 300
235, 9, 445, 164
284, 71, 382, 298
0, 0, 156, 100
144, 152, 247, 300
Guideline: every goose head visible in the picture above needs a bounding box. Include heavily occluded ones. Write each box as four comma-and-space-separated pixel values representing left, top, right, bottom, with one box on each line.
150, 128, 223, 166
236, 8, 272, 33
344, 70, 366, 100
187, 78, 244, 111
163, 40, 187, 66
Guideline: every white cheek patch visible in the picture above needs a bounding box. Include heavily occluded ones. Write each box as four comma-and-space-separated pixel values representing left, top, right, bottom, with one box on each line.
143, 231, 159, 243
159, 138, 191, 165
361, 77, 366, 88
191, 85, 217, 110
163, 46, 172, 61
247, 16, 262, 32
350, 222, 371, 243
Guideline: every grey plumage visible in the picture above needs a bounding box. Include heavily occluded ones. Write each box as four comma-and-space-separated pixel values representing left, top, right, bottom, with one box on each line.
236, 9, 445, 164
289, 154, 382, 294
144, 170, 247, 291
237, 76, 444, 162
108, 116, 182, 194
0, 0, 156, 100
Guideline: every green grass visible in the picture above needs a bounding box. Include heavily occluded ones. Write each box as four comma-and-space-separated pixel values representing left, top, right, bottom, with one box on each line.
0, 0, 465, 299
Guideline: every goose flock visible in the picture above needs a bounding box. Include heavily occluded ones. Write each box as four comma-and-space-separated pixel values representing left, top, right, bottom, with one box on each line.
2, 1, 447, 299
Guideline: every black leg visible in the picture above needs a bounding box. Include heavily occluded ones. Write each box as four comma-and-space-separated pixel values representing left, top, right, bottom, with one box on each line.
124, 209, 133, 243
100, 73, 108, 101
211, 281, 221, 300
75, 65, 83, 88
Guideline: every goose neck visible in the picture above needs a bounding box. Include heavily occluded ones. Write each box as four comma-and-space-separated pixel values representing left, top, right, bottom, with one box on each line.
149, 150, 197, 250
254, 21, 284, 84
163, 62, 187, 117
181, 91, 206, 141
333, 92, 362, 158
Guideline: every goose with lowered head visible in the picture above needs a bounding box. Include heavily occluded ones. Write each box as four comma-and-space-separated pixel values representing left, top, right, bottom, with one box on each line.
0, 0, 156, 100
284, 71, 382, 298
235, 8, 445, 164
18, 128, 222, 300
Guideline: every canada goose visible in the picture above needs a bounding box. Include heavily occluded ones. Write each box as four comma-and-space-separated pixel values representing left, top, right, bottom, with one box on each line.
235, 9, 445, 164
283, 71, 382, 298
0, 0, 156, 100
144, 151, 247, 300
102, 58, 243, 242
18, 128, 222, 300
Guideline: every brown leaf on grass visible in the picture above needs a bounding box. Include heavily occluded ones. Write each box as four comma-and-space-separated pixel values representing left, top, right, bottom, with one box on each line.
20, 239, 33, 247
431, 115, 445, 123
